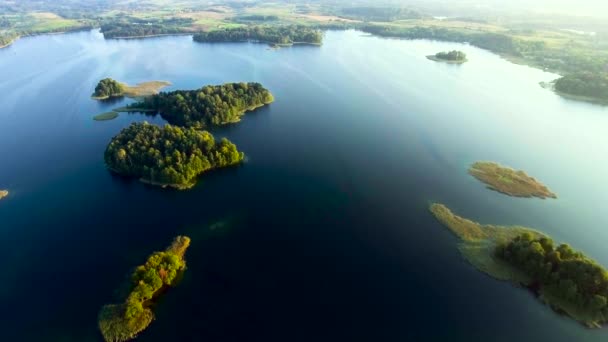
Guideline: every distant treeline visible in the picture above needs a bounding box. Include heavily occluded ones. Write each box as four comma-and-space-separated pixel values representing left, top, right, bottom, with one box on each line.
129, 82, 274, 128
100, 17, 193, 39
361, 25, 542, 56
235, 15, 279, 22
193, 25, 323, 45
339, 7, 423, 22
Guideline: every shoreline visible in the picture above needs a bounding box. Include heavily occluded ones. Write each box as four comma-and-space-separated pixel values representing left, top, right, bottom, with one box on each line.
540, 81, 608, 106
106, 32, 193, 40
426, 55, 467, 64
1, 26, 94, 50
194, 38, 322, 47
430, 204, 606, 329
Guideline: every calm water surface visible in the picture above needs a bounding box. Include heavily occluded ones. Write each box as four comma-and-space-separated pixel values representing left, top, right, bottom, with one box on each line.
1, 29, 608, 341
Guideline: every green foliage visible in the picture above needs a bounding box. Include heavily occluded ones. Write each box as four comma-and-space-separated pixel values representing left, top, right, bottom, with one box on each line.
98, 236, 190, 342
497, 235, 608, 318
361, 25, 529, 56
435, 50, 467, 61
0, 32, 18, 46
104, 122, 244, 188
555, 73, 608, 100
193, 25, 323, 45
131, 82, 274, 128
100, 17, 194, 39
94, 78, 124, 98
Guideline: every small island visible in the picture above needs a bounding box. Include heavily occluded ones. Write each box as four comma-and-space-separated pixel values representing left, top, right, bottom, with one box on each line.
125, 82, 274, 128
93, 112, 119, 121
92, 78, 171, 100
193, 25, 323, 46
98, 236, 191, 342
430, 204, 608, 328
469, 161, 556, 199
427, 50, 468, 64
105, 122, 244, 190
0, 190, 8, 200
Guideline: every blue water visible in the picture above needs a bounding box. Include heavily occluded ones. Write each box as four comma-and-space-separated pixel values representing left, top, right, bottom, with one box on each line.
1, 29, 608, 341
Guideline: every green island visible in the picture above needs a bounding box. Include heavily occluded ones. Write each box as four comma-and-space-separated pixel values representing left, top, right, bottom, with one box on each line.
0, 190, 8, 200
98, 236, 191, 342
427, 50, 467, 64
125, 82, 274, 128
93, 112, 119, 121
469, 162, 556, 199
430, 204, 608, 328
92, 78, 171, 100
193, 25, 323, 46
104, 122, 244, 190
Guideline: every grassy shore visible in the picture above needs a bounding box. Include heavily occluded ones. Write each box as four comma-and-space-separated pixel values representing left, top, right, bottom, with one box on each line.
469, 161, 557, 199
430, 203, 544, 283
92, 81, 171, 100
430, 203, 607, 328
93, 112, 119, 121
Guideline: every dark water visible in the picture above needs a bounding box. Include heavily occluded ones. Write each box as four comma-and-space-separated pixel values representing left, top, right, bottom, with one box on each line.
1, 29, 608, 341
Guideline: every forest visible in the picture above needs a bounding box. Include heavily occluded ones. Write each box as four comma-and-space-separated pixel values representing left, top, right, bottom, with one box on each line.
98, 236, 191, 342
496, 233, 608, 321
93, 78, 124, 98
193, 25, 323, 45
129, 82, 274, 128
100, 17, 193, 39
434, 50, 467, 61
554, 73, 608, 101
104, 122, 244, 189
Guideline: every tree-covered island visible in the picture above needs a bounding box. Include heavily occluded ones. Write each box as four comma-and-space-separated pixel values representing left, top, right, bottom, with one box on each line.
469, 162, 556, 199
427, 50, 467, 64
0, 190, 8, 200
430, 204, 608, 328
193, 25, 323, 46
125, 82, 274, 128
98, 236, 191, 342
92, 78, 171, 100
105, 122, 244, 190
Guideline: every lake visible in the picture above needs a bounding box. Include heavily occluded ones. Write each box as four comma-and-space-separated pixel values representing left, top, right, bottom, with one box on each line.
1, 29, 607, 341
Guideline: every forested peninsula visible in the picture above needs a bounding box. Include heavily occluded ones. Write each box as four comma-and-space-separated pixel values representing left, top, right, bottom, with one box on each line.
469, 162, 556, 199
98, 236, 191, 342
554, 73, 608, 104
193, 25, 323, 46
430, 204, 608, 328
92, 78, 171, 100
104, 122, 244, 190
427, 50, 467, 64
126, 82, 274, 128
